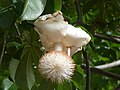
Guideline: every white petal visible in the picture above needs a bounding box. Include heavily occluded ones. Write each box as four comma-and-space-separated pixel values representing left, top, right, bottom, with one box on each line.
34, 12, 68, 43
62, 24, 91, 47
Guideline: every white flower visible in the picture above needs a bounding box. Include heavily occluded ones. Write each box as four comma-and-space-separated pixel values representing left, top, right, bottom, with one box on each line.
35, 11, 91, 83
38, 51, 75, 83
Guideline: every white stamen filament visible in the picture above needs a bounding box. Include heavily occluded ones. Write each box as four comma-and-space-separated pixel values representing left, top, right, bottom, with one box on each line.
39, 51, 75, 83
67, 47, 71, 56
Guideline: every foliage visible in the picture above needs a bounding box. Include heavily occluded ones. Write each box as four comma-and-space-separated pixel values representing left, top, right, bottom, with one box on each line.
0, 0, 120, 90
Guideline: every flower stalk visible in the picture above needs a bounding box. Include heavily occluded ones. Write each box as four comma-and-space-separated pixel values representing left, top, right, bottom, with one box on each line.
54, 42, 63, 51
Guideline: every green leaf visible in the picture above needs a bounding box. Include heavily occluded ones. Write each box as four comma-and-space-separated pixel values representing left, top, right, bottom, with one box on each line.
30, 46, 42, 65
15, 44, 42, 90
0, 0, 12, 8
34, 70, 55, 90
82, 0, 100, 14
38, 79, 55, 90
20, 0, 47, 20
54, 0, 62, 11
9, 58, 19, 81
9, 83, 18, 90
6, 42, 21, 49
56, 82, 72, 90
2, 78, 13, 90
15, 46, 35, 90
75, 65, 85, 76
72, 71, 85, 90
72, 51, 83, 64
0, 10, 17, 30
42, 0, 54, 14
12, 0, 25, 17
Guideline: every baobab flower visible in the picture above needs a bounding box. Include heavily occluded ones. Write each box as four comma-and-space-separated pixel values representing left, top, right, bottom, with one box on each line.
34, 11, 91, 83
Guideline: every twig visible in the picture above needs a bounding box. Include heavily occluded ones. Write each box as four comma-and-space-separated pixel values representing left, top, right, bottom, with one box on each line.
82, 49, 90, 90
15, 22, 23, 43
0, 33, 7, 67
94, 60, 120, 69
15, 22, 21, 36
94, 33, 120, 44
74, 0, 83, 25
81, 64, 120, 80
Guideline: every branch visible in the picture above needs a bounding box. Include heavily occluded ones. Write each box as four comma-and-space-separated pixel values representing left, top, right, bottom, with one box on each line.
94, 33, 120, 44
0, 33, 7, 67
81, 64, 120, 80
74, 0, 83, 25
94, 60, 120, 69
82, 49, 90, 90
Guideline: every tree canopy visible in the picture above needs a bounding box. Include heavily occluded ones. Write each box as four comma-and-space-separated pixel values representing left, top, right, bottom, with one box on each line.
0, 0, 120, 90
